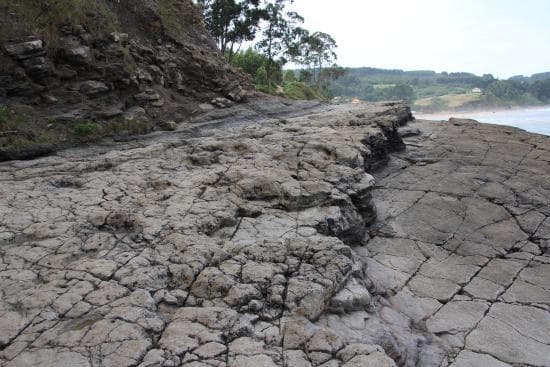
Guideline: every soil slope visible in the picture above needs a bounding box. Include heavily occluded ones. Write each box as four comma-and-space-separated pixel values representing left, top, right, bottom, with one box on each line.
0, 0, 249, 160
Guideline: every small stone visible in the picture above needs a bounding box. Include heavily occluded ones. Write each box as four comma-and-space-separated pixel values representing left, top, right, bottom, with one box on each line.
342, 352, 396, 367
198, 103, 215, 111
136, 68, 153, 84
135, 90, 160, 102
330, 277, 371, 313
41, 94, 58, 104
80, 80, 109, 95
150, 98, 165, 107
159, 121, 177, 131
307, 329, 345, 354
65, 46, 92, 64
4, 38, 44, 59
211, 97, 233, 108
110, 32, 129, 43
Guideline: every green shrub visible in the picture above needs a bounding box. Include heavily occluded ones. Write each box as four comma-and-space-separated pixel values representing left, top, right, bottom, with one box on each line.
283, 81, 324, 101
73, 122, 98, 136
284, 70, 296, 83
106, 119, 151, 135
0, 106, 8, 125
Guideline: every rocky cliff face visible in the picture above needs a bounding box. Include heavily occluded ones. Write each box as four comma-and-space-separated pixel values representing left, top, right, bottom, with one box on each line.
0, 0, 249, 156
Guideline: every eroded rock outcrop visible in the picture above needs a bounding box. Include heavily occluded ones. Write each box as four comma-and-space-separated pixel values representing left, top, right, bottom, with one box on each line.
1, 1, 249, 108
0, 0, 250, 159
1, 99, 549, 367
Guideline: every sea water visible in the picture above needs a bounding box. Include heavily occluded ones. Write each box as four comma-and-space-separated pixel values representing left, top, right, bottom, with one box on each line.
416, 106, 550, 136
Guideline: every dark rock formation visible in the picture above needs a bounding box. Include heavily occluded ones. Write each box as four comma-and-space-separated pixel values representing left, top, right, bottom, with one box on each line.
0, 0, 250, 139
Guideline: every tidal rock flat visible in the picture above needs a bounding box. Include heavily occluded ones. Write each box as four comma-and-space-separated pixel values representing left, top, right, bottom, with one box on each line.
0, 101, 549, 367
334, 117, 550, 366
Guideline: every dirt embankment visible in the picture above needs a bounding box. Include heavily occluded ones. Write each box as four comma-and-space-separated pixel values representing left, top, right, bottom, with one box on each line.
0, 0, 251, 160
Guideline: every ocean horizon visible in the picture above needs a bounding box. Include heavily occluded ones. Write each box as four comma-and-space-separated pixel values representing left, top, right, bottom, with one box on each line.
416, 106, 550, 136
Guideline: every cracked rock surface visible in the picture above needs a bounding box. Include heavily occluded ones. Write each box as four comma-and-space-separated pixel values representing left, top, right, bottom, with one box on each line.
0, 100, 408, 367
0, 100, 549, 367
355, 118, 550, 366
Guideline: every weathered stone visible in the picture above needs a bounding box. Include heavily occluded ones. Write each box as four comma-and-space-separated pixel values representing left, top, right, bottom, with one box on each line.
134, 90, 161, 102
3, 39, 44, 59
466, 303, 550, 366
407, 275, 460, 302
451, 350, 511, 367
426, 301, 489, 334
342, 352, 397, 367
336, 343, 382, 362
228, 354, 277, 367
80, 80, 109, 95
283, 350, 312, 367
64, 46, 92, 64
159, 120, 177, 131
110, 32, 129, 43
5, 350, 90, 367
329, 277, 372, 313
307, 329, 345, 353
0, 311, 33, 347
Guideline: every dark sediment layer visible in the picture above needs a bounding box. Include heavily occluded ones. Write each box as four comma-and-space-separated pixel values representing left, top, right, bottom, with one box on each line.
0, 0, 250, 160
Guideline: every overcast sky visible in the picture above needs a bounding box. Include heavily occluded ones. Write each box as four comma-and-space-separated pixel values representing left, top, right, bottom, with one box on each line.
288, 0, 550, 78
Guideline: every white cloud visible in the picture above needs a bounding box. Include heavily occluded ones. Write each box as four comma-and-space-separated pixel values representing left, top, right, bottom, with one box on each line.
288, 0, 550, 78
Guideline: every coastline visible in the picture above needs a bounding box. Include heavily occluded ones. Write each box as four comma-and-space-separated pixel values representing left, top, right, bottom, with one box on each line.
414, 104, 550, 120
414, 105, 550, 136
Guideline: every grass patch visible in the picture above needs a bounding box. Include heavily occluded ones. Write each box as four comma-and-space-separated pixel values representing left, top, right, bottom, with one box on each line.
283, 82, 325, 101
256, 82, 326, 101
0, 105, 154, 161
105, 119, 151, 135
0, 105, 57, 159
0, 106, 9, 125
413, 85, 469, 99
156, 0, 180, 38
414, 93, 482, 111
0, 0, 119, 43
73, 122, 99, 136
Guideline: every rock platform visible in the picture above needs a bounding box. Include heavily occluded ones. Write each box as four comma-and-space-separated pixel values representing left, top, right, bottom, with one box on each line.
0, 100, 549, 366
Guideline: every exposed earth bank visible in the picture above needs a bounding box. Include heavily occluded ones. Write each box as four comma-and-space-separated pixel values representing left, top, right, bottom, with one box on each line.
1, 99, 549, 367
0, 0, 250, 160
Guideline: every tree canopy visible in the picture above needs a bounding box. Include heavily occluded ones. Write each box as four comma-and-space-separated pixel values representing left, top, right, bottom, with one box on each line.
197, 0, 264, 59
198, 0, 342, 96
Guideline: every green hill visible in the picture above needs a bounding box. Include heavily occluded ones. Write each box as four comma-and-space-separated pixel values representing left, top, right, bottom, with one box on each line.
329, 67, 550, 111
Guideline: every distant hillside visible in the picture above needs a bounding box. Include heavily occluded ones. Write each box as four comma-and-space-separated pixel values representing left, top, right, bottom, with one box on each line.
330, 67, 550, 112
529, 72, 550, 82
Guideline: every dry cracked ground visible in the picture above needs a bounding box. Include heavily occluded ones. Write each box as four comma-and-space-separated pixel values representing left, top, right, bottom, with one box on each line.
0, 99, 549, 367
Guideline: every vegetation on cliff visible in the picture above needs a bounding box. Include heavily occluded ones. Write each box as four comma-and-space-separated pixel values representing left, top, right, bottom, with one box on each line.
198, 0, 343, 100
